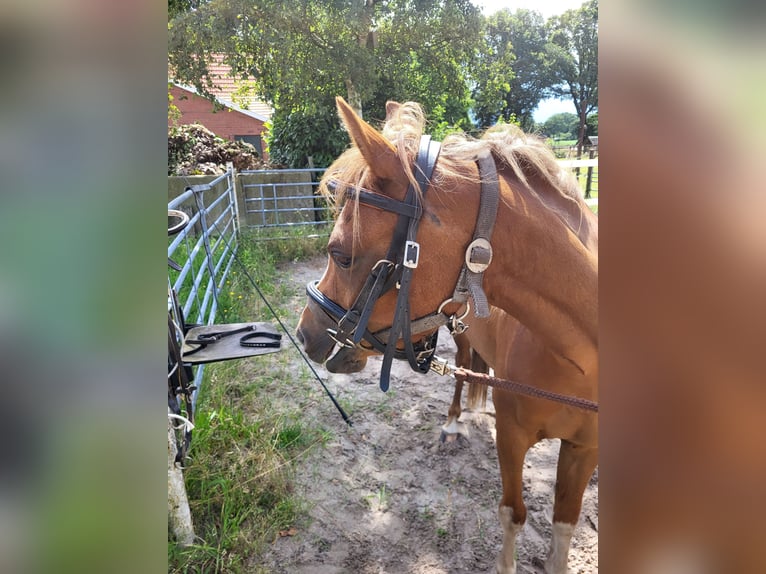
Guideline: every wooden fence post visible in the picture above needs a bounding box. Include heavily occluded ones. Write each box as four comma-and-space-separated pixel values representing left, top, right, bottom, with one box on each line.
585, 148, 595, 199
168, 409, 195, 546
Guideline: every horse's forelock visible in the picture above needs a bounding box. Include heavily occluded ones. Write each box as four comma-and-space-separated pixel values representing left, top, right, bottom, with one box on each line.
381, 102, 425, 194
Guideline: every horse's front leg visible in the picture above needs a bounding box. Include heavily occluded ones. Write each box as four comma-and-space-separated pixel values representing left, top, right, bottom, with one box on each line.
544, 440, 598, 574
494, 401, 531, 574
441, 379, 464, 442
441, 331, 473, 442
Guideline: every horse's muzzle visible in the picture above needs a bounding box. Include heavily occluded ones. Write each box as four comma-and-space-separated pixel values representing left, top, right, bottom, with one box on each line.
325, 346, 369, 373
296, 304, 337, 364
297, 301, 372, 373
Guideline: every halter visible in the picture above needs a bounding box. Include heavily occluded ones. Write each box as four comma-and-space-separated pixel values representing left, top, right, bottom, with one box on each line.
306, 136, 499, 391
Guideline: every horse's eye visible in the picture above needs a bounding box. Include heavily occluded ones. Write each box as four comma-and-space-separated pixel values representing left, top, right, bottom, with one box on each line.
331, 250, 352, 269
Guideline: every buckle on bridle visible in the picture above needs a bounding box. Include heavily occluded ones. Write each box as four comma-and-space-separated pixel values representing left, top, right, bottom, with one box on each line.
465, 238, 493, 273
403, 240, 420, 268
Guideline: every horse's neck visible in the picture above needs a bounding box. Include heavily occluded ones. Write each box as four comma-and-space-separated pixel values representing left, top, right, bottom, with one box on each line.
483, 174, 598, 374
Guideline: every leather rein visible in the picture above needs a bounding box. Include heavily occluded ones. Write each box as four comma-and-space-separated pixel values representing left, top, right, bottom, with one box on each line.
306, 136, 499, 391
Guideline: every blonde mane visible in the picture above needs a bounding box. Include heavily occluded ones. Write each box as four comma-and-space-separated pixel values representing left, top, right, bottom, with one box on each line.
320, 101, 584, 218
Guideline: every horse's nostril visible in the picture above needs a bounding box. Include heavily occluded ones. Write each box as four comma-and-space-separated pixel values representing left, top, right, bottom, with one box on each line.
296, 328, 305, 344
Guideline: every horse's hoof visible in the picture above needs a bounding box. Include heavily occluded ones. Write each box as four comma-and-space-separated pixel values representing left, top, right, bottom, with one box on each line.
439, 430, 459, 443
440, 421, 467, 443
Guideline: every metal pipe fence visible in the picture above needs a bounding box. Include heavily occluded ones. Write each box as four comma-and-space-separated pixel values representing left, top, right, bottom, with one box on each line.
168, 166, 238, 408
238, 167, 332, 237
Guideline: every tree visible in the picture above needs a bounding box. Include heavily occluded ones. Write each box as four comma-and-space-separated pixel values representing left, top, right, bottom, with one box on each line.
365, 0, 480, 129
168, 0, 482, 165
267, 105, 349, 169
547, 0, 598, 155
168, 0, 203, 20
472, 9, 556, 131
540, 112, 578, 140
586, 111, 598, 137
168, 0, 481, 167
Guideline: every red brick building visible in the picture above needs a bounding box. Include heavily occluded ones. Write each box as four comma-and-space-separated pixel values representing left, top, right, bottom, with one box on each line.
169, 60, 273, 158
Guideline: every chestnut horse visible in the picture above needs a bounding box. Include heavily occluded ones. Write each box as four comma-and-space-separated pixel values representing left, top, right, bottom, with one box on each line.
296, 98, 598, 573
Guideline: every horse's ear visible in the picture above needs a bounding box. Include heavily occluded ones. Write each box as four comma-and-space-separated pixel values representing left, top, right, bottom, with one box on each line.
336, 96, 405, 185
385, 100, 401, 121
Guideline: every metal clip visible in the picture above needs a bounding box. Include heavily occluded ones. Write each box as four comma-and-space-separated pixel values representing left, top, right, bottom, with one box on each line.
416, 341, 435, 363
403, 240, 420, 268
437, 299, 471, 335
449, 317, 469, 336
326, 328, 356, 349
429, 356, 454, 377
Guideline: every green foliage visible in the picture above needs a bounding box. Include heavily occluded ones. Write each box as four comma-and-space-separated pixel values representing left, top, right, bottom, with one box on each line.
168, 0, 204, 21
168, 0, 598, 157
169, 0, 482, 160
364, 0, 480, 127
586, 111, 598, 137
168, 84, 182, 126
547, 0, 598, 149
539, 112, 579, 139
472, 8, 557, 131
267, 104, 349, 169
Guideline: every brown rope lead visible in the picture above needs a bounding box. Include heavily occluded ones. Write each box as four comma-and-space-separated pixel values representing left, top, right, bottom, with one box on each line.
454, 368, 598, 413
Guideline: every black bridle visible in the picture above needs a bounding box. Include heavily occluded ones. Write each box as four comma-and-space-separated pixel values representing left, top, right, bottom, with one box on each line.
306, 136, 498, 392
307, 136, 450, 391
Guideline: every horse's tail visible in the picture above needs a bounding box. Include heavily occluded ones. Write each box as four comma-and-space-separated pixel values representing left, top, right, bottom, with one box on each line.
466, 351, 489, 410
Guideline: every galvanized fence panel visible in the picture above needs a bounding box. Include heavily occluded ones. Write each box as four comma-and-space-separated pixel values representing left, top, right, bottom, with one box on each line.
168, 166, 238, 408
238, 168, 332, 238
236, 161, 595, 235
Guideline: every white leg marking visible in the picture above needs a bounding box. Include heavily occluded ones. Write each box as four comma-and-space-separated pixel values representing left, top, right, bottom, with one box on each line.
441, 418, 460, 436
544, 521, 575, 574
496, 505, 524, 574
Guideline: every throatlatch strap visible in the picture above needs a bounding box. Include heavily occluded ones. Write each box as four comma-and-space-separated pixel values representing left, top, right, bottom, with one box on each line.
453, 151, 499, 317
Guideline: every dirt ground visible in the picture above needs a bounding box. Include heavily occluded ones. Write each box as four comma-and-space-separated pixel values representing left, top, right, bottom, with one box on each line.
256, 256, 598, 573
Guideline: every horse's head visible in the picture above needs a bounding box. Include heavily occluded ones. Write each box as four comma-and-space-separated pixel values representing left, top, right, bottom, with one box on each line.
296, 97, 478, 383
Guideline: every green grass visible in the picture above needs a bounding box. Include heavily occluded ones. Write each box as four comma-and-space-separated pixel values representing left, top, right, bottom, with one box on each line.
573, 167, 598, 199
169, 227, 328, 573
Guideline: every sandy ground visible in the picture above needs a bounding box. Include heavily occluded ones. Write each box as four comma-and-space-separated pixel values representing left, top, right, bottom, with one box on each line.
256, 256, 597, 573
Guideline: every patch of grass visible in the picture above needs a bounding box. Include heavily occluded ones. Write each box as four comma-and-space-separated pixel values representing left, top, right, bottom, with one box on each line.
419, 506, 435, 521
169, 393, 312, 573
247, 225, 330, 261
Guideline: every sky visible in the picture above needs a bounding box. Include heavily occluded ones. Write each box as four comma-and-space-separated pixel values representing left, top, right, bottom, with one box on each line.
473, 0, 588, 122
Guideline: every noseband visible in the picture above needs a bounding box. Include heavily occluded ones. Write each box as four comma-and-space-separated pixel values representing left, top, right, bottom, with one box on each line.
307, 136, 499, 392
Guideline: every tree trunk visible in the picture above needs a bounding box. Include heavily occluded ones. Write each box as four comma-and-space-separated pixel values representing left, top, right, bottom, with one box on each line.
574, 99, 587, 159
343, 0, 375, 120
345, 78, 363, 119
